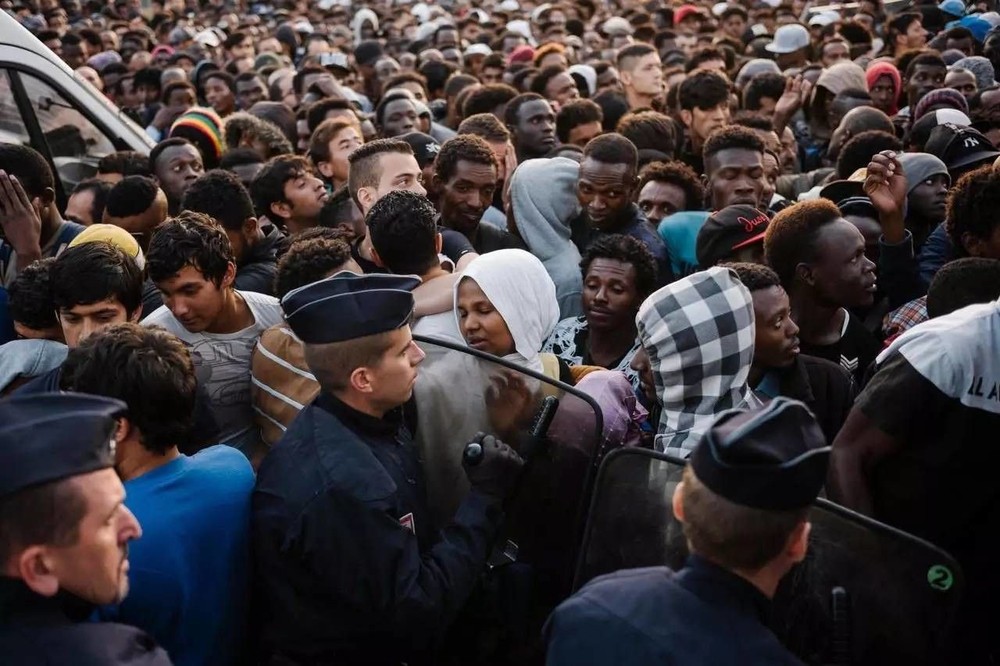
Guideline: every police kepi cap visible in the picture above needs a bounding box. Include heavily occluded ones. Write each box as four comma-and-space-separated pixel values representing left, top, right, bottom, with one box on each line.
281, 272, 421, 344
0, 393, 126, 499
690, 398, 830, 511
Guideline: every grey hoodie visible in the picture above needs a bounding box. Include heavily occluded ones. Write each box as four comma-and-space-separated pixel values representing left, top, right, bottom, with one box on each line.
509, 157, 584, 319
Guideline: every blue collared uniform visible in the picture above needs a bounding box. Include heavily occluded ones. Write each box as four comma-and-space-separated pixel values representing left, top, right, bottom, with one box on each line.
252, 392, 504, 665
544, 556, 804, 666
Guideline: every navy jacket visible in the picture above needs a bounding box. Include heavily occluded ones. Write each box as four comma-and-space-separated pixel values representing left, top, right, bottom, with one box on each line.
571, 204, 673, 286
878, 223, 953, 308
0, 577, 172, 665
251, 392, 503, 665
544, 556, 804, 666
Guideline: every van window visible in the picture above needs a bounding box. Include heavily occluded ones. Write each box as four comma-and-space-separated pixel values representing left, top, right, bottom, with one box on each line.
0, 70, 31, 146
17, 70, 116, 192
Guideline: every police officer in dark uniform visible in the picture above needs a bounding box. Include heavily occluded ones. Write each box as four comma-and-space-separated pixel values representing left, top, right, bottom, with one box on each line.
544, 398, 830, 665
252, 272, 525, 665
0, 393, 173, 665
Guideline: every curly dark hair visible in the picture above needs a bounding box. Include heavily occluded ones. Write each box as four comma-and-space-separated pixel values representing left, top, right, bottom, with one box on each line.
61, 323, 196, 455
946, 164, 1000, 257
147, 210, 234, 286
580, 233, 658, 296
731, 111, 775, 132
434, 134, 498, 183
366, 190, 439, 275
703, 125, 764, 165
306, 97, 358, 133
383, 71, 429, 98
7, 257, 57, 331
743, 73, 785, 112
274, 229, 355, 299
556, 99, 603, 143
685, 46, 726, 73
0, 144, 54, 200
529, 64, 569, 97
615, 111, 677, 156
105, 176, 160, 218
98, 150, 153, 179
725, 261, 781, 292
764, 199, 843, 287
181, 169, 254, 231
50, 242, 143, 316
637, 160, 704, 211
836, 130, 902, 179
465, 83, 519, 118
592, 90, 630, 132
678, 70, 731, 112
222, 112, 293, 159
250, 155, 312, 220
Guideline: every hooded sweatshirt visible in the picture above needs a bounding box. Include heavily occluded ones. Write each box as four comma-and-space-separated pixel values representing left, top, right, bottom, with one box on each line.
636, 266, 758, 456
866, 61, 902, 116
509, 158, 585, 319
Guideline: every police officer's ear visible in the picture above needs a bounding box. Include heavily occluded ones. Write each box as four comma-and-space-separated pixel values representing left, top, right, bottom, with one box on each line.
15, 543, 61, 598
671, 480, 686, 524
349, 365, 376, 394
785, 520, 811, 565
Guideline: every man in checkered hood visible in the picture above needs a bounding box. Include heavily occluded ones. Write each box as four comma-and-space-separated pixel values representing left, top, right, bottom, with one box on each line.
636, 266, 760, 456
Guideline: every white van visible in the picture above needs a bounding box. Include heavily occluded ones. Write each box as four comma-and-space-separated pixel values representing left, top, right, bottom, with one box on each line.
0, 10, 155, 207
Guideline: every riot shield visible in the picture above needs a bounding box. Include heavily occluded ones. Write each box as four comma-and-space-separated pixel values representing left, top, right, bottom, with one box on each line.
574, 448, 965, 666
413, 335, 606, 664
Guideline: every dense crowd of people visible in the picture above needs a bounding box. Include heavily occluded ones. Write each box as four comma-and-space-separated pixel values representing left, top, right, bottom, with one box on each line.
1, 0, 1000, 663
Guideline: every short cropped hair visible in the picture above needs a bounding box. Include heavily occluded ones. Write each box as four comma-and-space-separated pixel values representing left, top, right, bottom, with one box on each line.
726, 261, 782, 292
274, 228, 354, 299
105, 176, 159, 218
367, 190, 439, 275
304, 330, 396, 391
434, 134, 498, 183
581, 132, 638, 171
69, 179, 112, 225
147, 211, 234, 286
764, 199, 843, 287
0, 476, 87, 564
458, 113, 512, 143
580, 234, 657, 296
616, 43, 656, 71
703, 125, 764, 165
679, 464, 808, 571
181, 169, 254, 231
61, 323, 196, 455
464, 83, 519, 118
927, 257, 1000, 317
615, 111, 676, 156
346, 139, 414, 207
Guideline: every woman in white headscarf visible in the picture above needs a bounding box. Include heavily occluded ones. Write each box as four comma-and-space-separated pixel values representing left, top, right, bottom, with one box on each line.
455, 249, 562, 376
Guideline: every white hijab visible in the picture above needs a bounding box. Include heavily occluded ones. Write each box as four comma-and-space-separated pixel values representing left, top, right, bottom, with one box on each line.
454, 250, 560, 374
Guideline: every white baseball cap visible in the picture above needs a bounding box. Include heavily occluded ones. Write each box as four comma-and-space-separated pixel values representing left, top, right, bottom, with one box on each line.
765, 24, 810, 54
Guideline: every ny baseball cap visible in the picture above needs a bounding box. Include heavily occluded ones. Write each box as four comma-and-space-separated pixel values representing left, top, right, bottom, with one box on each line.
924, 123, 1000, 173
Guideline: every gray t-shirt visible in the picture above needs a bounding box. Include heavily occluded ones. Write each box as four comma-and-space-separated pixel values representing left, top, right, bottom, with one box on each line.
144, 290, 283, 454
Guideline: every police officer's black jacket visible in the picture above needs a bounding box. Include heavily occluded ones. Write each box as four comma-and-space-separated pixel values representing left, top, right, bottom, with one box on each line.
0, 576, 172, 665
544, 555, 805, 665
251, 392, 504, 665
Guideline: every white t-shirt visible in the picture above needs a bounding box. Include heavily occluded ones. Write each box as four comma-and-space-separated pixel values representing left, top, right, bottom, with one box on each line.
144, 290, 283, 455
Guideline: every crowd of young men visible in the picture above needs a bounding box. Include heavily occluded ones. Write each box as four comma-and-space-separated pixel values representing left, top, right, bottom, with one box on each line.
2, 0, 1000, 663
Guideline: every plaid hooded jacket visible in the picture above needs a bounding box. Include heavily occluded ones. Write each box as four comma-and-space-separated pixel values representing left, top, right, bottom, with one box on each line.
636, 266, 758, 456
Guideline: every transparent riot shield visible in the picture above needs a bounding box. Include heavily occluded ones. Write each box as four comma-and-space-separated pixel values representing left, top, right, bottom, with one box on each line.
413, 336, 606, 664
574, 448, 965, 666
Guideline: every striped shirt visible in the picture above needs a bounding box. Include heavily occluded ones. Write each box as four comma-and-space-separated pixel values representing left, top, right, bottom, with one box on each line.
250, 324, 319, 448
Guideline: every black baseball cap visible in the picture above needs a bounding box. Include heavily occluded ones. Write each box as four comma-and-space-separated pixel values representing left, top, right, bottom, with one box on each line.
696, 205, 770, 268
924, 123, 1000, 175
399, 132, 441, 170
